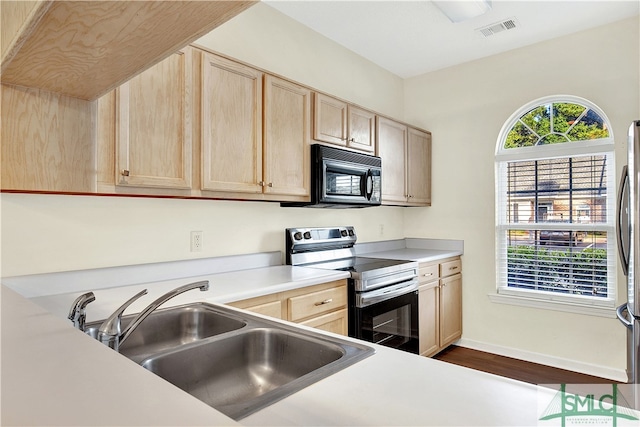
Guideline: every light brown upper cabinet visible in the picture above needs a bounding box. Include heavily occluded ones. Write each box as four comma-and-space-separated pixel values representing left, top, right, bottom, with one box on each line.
376, 116, 408, 204
313, 93, 375, 153
201, 52, 263, 195
200, 51, 311, 202
406, 127, 432, 206
114, 47, 193, 191
376, 116, 432, 206
1, 1, 256, 100
263, 75, 311, 199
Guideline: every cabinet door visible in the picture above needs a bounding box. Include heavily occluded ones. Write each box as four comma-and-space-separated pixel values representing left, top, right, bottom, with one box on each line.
201, 53, 262, 193
299, 308, 348, 336
313, 93, 347, 146
376, 116, 407, 204
263, 75, 311, 198
419, 282, 440, 357
348, 106, 375, 153
407, 127, 432, 206
116, 47, 192, 189
440, 273, 462, 347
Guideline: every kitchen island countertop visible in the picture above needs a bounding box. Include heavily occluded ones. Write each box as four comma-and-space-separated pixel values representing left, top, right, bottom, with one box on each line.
2, 256, 559, 426
3, 279, 550, 427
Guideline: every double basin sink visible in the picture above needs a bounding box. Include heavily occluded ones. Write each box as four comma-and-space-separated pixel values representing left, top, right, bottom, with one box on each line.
85, 302, 374, 420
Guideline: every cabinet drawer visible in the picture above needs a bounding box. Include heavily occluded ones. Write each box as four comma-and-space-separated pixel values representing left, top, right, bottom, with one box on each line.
288, 286, 347, 322
418, 264, 439, 284
241, 300, 283, 319
228, 295, 284, 320
440, 259, 461, 277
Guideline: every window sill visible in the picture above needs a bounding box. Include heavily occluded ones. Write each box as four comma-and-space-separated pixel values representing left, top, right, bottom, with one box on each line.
488, 292, 616, 318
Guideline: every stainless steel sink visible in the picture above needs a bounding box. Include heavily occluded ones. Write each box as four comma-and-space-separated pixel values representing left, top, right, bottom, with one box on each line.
84, 303, 247, 362
141, 327, 359, 419
86, 302, 374, 420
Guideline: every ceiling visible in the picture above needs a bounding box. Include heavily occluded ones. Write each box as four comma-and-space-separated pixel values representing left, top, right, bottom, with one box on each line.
264, 0, 639, 78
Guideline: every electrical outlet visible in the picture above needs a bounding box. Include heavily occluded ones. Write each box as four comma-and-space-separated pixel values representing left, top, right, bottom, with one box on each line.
190, 231, 203, 252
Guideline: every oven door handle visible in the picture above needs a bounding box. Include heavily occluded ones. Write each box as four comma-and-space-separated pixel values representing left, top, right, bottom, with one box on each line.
357, 279, 419, 308
360, 270, 419, 292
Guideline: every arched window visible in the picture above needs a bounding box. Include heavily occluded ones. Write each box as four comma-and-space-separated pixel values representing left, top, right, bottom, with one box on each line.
494, 95, 616, 313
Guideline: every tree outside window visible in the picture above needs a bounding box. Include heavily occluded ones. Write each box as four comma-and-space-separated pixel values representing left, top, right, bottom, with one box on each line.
496, 96, 616, 305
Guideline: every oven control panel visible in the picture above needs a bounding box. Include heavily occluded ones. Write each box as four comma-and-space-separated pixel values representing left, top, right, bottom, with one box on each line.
290, 227, 355, 241
286, 226, 357, 258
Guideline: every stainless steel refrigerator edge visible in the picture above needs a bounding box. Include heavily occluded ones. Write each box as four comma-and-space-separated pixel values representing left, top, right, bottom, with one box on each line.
616, 120, 640, 386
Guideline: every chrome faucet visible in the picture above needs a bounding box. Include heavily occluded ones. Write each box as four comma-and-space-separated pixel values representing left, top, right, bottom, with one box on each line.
96, 280, 210, 352
68, 291, 96, 332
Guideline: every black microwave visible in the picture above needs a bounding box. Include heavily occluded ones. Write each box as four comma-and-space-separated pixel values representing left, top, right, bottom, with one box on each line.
283, 144, 382, 208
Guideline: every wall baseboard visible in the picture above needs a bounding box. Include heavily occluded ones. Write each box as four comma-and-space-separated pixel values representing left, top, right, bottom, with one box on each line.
455, 338, 628, 383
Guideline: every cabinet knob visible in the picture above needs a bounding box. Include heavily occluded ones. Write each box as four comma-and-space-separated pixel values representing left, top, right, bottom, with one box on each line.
121, 170, 130, 177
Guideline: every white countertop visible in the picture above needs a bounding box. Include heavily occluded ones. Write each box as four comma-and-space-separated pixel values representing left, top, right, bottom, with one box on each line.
2, 246, 566, 426
361, 248, 462, 263
30, 265, 350, 323
1, 285, 235, 427
2, 281, 551, 427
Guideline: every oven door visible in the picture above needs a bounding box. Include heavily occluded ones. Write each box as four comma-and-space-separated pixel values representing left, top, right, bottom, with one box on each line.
350, 286, 419, 354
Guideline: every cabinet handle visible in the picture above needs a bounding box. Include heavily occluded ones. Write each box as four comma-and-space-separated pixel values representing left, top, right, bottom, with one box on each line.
450, 266, 459, 271
314, 299, 333, 306
267, 182, 273, 187
121, 170, 130, 177
259, 181, 273, 188
423, 273, 433, 277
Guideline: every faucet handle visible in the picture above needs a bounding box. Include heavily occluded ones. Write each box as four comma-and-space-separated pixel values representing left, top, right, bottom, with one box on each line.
68, 292, 96, 331
97, 289, 148, 348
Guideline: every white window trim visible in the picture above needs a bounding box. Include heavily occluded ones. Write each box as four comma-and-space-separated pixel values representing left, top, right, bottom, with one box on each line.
487, 293, 616, 318
493, 95, 617, 315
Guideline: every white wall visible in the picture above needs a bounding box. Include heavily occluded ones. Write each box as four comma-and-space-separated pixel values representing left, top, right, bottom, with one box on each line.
0, 194, 403, 276
403, 16, 639, 378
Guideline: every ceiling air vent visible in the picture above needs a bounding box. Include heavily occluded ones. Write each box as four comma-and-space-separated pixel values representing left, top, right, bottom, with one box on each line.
476, 18, 520, 38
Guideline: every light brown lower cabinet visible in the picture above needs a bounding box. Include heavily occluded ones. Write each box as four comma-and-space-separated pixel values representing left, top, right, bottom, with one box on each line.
228, 279, 348, 336
418, 257, 462, 357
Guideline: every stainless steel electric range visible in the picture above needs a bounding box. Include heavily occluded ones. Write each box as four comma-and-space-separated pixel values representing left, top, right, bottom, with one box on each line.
286, 226, 419, 353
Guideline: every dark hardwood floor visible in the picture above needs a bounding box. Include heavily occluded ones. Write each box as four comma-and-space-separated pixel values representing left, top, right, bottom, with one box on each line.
433, 345, 614, 385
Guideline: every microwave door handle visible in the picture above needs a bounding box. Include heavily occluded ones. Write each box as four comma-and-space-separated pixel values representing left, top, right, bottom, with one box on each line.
617, 165, 630, 276
364, 169, 374, 201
